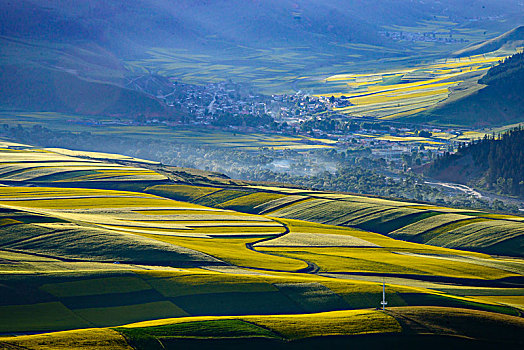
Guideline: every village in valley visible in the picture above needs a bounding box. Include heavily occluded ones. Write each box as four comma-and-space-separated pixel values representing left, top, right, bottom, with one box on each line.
73, 76, 471, 170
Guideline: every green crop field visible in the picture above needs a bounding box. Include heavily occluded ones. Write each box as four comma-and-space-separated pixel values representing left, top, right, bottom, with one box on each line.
311, 55, 506, 121
0, 148, 167, 183
0, 144, 523, 348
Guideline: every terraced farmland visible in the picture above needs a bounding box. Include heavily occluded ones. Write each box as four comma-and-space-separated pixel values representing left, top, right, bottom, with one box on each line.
0, 147, 167, 183
315, 55, 506, 120
1, 144, 523, 348
154, 183, 524, 258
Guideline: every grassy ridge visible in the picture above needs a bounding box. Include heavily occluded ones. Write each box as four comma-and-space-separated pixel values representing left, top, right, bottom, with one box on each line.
0, 144, 523, 343
149, 184, 524, 257
0, 148, 167, 183
118, 309, 401, 338
4, 307, 523, 350
0, 328, 133, 350
0, 265, 517, 334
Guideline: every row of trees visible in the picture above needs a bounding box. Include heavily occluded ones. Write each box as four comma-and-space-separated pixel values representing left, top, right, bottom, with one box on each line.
211, 113, 273, 127
239, 166, 519, 213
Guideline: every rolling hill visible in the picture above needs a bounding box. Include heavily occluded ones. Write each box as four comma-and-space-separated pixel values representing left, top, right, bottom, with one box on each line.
0, 141, 523, 348
1, 145, 523, 258
0, 64, 168, 118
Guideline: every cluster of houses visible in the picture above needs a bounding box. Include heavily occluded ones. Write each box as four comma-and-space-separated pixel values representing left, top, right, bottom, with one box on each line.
379, 30, 469, 43
167, 81, 269, 120
271, 93, 328, 120
67, 77, 469, 169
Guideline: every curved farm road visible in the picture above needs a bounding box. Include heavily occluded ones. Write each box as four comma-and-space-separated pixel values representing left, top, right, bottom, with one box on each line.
245, 217, 320, 274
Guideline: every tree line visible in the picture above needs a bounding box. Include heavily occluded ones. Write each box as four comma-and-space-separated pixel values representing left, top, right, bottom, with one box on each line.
428, 126, 524, 197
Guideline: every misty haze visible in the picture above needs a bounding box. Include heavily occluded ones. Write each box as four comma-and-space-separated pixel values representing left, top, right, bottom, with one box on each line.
0, 1, 523, 349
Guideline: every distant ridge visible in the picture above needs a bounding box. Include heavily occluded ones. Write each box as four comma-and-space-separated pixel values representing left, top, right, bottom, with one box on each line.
454, 25, 524, 57
0, 65, 167, 118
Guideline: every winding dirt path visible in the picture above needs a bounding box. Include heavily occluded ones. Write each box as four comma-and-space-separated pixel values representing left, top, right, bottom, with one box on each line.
244, 217, 321, 274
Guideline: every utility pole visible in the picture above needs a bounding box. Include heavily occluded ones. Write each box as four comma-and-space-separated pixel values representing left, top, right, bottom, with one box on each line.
381, 281, 387, 311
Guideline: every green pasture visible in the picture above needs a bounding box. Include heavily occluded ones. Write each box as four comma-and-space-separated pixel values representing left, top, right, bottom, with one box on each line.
135, 182, 524, 258
0, 112, 336, 150
0, 146, 523, 341
3, 306, 524, 349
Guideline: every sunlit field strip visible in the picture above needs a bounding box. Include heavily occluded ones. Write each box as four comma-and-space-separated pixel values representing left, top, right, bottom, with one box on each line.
342, 82, 454, 101
256, 247, 518, 279
0, 167, 164, 182
380, 107, 430, 120
346, 88, 450, 107
338, 94, 448, 118
121, 309, 401, 339
0, 186, 155, 198
326, 69, 414, 81
336, 95, 444, 115
136, 234, 308, 270
44, 148, 160, 164
0, 196, 201, 209
324, 56, 501, 84
315, 55, 504, 119
0, 161, 122, 167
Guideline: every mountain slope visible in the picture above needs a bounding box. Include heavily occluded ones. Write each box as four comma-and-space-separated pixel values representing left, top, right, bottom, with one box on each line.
0, 65, 167, 117
415, 51, 524, 127
0, 0, 523, 97
454, 25, 524, 57
2, 1, 523, 75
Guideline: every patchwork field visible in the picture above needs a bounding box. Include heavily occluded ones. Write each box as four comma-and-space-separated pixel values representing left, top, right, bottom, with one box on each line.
311, 55, 507, 121
153, 183, 524, 258
299, 55, 509, 124
0, 144, 523, 348
0, 147, 167, 183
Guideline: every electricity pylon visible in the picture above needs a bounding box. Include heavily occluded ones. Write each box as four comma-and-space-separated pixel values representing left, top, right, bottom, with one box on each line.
381, 281, 387, 311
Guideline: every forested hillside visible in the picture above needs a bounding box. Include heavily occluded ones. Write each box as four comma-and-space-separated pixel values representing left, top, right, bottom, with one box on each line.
479, 51, 524, 85
427, 127, 524, 197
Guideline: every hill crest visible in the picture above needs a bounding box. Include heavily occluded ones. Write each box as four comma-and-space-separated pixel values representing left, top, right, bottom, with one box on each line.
454, 25, 524, 57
